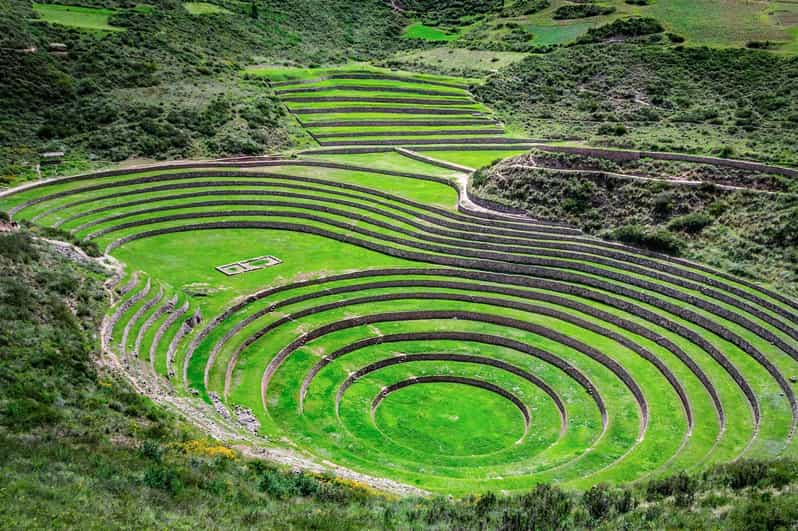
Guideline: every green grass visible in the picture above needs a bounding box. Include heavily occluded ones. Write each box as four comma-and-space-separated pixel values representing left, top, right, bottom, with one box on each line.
457, 0, 798, 50
389, 47, 529, 73
375, 381, 527, 455
245, 64, 477, 86
3, 101, 798, 495
403, 22, 460, 41
183, 2, 232, 15
3, 226, 798, 528
32, 3, 124, 32
417, 149, 531, 168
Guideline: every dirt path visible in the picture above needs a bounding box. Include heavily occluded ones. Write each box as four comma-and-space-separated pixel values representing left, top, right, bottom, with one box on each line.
500, 163, 781, 194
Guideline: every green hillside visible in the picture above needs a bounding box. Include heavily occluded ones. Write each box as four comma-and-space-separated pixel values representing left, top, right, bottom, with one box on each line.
1, 0, 798, 528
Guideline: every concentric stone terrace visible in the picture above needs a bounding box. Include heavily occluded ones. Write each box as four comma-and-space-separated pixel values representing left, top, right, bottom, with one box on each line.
3, 73, 797, 495
261, 66, 539, 160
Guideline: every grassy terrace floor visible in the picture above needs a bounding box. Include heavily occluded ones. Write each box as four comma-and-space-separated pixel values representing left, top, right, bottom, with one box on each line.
3, 139, 798, 495
248, 66, 533, 160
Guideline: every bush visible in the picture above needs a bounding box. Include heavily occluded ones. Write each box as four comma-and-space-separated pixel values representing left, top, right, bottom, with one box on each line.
553, 4, 615, 20
143, 465, 183, 495
610, 225, 682, 255
668, 212, 713, 233
0, 232, 38, 262
583, 484, 637, 522
598, 123, 628, 136
746, 40, 774, 50
706, 460, 770, 490
652, 191, 674, 215
583, 484, 613, 521
502, 0, 550, 17
577, 17, 664, 43
646, 472, 697, 505
727, 493, 798, 531
500, 484, 573, 531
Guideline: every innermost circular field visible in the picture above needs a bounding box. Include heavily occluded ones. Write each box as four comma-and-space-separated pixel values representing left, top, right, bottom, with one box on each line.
373, 382, 526, 457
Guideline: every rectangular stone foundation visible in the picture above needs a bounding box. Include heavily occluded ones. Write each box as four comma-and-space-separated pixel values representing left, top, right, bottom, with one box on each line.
216, 255, 282, 276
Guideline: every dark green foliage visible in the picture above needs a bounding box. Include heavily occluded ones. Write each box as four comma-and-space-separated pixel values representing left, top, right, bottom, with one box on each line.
668, 212, 713, 233
499, 484, 573, 530
609, 224, 682, 255
0, 0, 407, 180
458, 22, 553, 53
582, 484, 613, 521
746, 40, 775, 50
402, 0, 504, 25
501, 0, 550, 17
598, 123, 628, 136
727, 494, 798, 531
667, 32, 685, 43
475, 46, 798, 166
0, 231, 38, 263
553, 3, 616, 20
143, 465, 184, 495
770, 208, 798, 246
576, 17, 664, 43
706, 459, 798, 491
582, 484, 636, 521
652, 190, 674, 215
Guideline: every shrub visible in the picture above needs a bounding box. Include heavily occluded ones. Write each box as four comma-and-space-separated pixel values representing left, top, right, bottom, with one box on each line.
500, 484, 573, 531
652, 191, 674, 215
746, 40, 774, 50
727, 493, 798, 531
577, 17, 664, 43
583, 484, 637, 522
502, 0, 550, 17
598, 123, 628, 136
668, 212, 713, 233
143, 465, 183, 495
610, 225, 682, 255
553, 4, 615, 20
139, 440, 164, 462
706, 460, 771, 490
768, 208, 798, 246
583, 484, 613, 521
0, 232, 38, 262
646, 472, 697, 503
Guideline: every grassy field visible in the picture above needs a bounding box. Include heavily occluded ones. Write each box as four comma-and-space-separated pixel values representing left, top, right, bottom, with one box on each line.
3, 139, 798, 494
3, 224, 798, 527
403, 22, 460, 41
32, 3, 124, 33
388, 47, 529, 74
183, 2, 232, 15
3, 0, 798, 524
439, 0, 798, 50
261, 66, 531, 151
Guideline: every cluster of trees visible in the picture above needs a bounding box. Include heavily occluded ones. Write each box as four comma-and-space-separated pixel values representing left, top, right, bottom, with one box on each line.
474, 44, 798, 166
0, 0, 409, 182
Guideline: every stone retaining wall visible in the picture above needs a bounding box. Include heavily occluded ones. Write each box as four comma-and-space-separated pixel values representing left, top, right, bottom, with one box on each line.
534, 145, 798, 178
284, 96, 473, 105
